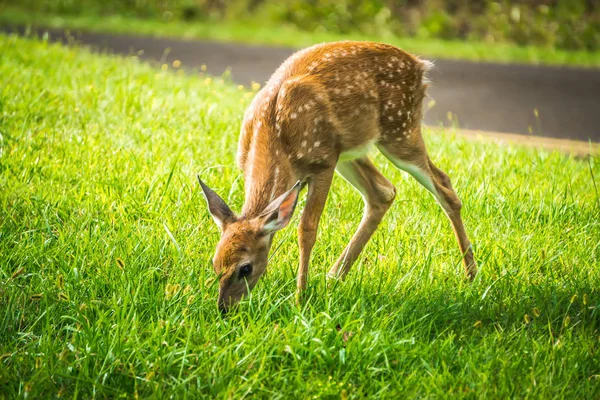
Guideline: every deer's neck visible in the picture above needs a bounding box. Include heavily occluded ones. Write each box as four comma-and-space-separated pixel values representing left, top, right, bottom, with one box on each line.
241, 134, 295, 218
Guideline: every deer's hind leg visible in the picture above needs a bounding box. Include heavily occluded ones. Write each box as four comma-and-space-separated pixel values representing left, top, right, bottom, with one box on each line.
327, 157, 397, 280
377, 130, 477, 279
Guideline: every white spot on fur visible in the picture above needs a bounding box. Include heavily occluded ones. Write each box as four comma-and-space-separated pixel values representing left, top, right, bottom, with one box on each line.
270, 167, 280, 200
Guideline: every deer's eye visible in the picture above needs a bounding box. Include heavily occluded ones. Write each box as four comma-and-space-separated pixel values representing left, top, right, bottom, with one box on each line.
239, 263, 253, 279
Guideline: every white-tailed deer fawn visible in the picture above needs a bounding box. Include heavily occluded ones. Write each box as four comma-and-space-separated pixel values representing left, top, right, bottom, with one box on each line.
199, 41, 477, 313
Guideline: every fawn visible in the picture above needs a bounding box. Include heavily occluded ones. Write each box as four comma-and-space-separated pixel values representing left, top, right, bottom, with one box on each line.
199, 41, 477, 313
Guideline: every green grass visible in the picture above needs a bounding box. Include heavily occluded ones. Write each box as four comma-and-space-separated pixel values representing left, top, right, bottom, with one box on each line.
2, 6, 600, 68
1, 33, 600, 398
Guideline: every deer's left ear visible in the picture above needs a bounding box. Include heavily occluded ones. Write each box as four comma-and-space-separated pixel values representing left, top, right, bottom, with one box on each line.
259, 181, 301, 234
198, 176, 236, 230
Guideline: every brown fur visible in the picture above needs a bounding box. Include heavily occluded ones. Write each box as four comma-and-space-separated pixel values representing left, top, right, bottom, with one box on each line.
202, 41, 476, 312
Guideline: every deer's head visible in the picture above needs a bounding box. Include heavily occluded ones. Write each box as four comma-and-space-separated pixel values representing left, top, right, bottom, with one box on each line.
198, 177, 300, 313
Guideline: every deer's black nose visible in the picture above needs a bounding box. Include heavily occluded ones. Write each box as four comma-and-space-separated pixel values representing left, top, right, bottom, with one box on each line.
218, 299, 228, 315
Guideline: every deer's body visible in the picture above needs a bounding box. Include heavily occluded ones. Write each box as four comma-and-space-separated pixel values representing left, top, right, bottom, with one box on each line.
200, 41, 477, 312
238, 42, 427, 209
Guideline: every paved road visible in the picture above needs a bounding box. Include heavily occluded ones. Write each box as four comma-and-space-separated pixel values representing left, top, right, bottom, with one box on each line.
5, 26, 600, 141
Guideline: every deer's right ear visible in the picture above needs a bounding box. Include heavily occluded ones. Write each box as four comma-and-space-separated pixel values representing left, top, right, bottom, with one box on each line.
259, 181, 301, 235
198, 176, 236, 230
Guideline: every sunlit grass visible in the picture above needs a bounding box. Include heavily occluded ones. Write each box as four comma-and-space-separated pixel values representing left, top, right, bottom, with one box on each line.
2, 6, 600, 68
0, 34, 599, 398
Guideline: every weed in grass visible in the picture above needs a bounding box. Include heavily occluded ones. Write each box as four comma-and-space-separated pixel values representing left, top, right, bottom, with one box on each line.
0, 34, 599, 398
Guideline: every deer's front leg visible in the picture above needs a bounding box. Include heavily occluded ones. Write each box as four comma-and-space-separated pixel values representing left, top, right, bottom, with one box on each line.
297, 168, 336, 292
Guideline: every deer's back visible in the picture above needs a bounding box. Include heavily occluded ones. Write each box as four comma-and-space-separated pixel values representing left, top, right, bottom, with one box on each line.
238, 41, 431, 172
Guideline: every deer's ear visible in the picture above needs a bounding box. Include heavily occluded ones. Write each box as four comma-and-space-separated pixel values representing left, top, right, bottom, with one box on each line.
259, 181, 301, 235
198, 176, 236, 230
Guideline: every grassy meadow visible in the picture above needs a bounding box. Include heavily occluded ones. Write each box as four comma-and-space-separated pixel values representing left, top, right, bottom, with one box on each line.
1, 34, 599, 398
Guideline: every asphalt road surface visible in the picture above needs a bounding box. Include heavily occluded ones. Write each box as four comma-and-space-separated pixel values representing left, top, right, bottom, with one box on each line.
5, 26, 600, 141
